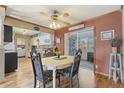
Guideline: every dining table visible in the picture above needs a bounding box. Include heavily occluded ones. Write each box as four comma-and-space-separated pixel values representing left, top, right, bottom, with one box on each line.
42, 55, 74, 88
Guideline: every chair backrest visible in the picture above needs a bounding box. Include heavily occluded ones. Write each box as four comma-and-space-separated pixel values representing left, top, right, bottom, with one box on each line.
30, 47, 44, 81
75, 48, 82, 56
70, 54, 81, 77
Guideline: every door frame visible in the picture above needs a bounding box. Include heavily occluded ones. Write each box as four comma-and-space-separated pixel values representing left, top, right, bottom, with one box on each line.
64, 27, 96, 73
122, 7, 124, 81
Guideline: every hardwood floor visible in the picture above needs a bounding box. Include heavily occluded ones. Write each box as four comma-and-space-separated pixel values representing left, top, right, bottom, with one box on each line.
0, 58, 124, 88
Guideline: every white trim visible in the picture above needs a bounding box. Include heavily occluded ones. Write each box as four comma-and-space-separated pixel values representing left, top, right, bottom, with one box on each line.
81, 26, 94, 32
68, 24, 84, 31
95, 71, 109, 77
122, 7, 124, 81
64, 33, 69, 55
0, 7, 5, 81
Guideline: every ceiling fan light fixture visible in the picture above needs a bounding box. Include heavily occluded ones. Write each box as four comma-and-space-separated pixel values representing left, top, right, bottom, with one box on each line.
54, 24, 57, 29
53, 22, 56, 27
57, 24, 60, 28
49, 24, 52, 28
49, 21, 61, 29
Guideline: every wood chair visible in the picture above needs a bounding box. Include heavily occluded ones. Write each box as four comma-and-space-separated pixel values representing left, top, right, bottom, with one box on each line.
59, 49, 82, 87
30, 47, 60, 88
69, 54, 81, 87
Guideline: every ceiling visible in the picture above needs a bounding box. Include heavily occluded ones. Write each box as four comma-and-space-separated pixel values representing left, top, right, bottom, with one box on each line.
13, 27, 40, 36
6, 5, 121, 30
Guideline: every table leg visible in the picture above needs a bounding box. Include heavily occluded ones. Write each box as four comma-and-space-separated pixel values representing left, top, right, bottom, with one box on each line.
53, 69, 56, 88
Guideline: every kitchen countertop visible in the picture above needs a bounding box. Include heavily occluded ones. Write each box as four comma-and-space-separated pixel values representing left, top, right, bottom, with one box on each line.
5, 51, 17, 53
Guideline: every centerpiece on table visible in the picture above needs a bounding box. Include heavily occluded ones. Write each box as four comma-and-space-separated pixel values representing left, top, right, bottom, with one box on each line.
54, 51, 61, 58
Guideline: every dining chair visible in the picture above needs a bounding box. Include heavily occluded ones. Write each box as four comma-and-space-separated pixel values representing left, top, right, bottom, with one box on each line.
69, 54, 81, 88
75, 48, 82, 56
59, 49, 82, 87
30, 47, 60, 88
62, 49, 82, 74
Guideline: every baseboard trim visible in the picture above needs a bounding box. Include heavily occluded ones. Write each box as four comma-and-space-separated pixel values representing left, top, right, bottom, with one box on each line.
95, 71, 109, 77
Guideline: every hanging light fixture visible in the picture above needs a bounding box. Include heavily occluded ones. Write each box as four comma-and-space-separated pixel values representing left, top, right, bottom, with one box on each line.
49, 11, 61, 29
49, 21, 61, 29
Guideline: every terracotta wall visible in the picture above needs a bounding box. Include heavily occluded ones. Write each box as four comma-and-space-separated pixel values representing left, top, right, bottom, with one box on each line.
55, 10, 122, 74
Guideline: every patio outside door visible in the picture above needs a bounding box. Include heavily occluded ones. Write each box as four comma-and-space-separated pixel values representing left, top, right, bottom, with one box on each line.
78, 29, 94, 61
64, 27, 94, 70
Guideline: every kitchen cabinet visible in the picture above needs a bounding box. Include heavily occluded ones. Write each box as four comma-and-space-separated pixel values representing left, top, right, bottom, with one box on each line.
4, 25, 13, 42
5, 52, 18, 73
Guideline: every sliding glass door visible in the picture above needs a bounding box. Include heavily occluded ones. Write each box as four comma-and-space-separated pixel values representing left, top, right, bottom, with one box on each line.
65, 27, 94, 61
69, 32, 78, 56
78, 28, 94, 61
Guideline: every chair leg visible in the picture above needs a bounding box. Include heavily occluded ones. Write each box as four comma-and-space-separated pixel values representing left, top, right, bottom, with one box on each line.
43, 81, 46, 88
37, 80, 46, 88
58, 76, 60, 88
77, 75, 80, 88
34, 78, 37, 88
65, 73, 70, 88
38, 81, 40, 88
63, 73, 67, 88
70, 77, 73, 88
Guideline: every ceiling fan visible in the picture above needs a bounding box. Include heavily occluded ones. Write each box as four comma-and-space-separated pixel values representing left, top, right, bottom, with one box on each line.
40, 10, 71, 26
7, 7, 71, 29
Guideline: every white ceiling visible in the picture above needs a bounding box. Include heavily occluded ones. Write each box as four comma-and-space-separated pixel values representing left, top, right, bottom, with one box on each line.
6, 5, 121, 30
13, 27, 40, 36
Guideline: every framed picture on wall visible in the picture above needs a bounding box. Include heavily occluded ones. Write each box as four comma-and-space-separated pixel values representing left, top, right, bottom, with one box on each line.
101, 30, 115, 40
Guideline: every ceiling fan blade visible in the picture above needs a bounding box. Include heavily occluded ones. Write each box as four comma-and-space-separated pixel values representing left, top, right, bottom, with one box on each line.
40, 11, 49, 16
57, 18, 71, 25
62, 12, 70, 17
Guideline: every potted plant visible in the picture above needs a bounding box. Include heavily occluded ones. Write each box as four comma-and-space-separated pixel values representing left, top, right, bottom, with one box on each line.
54, 51, 61, 58
111, 37, 121, 53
